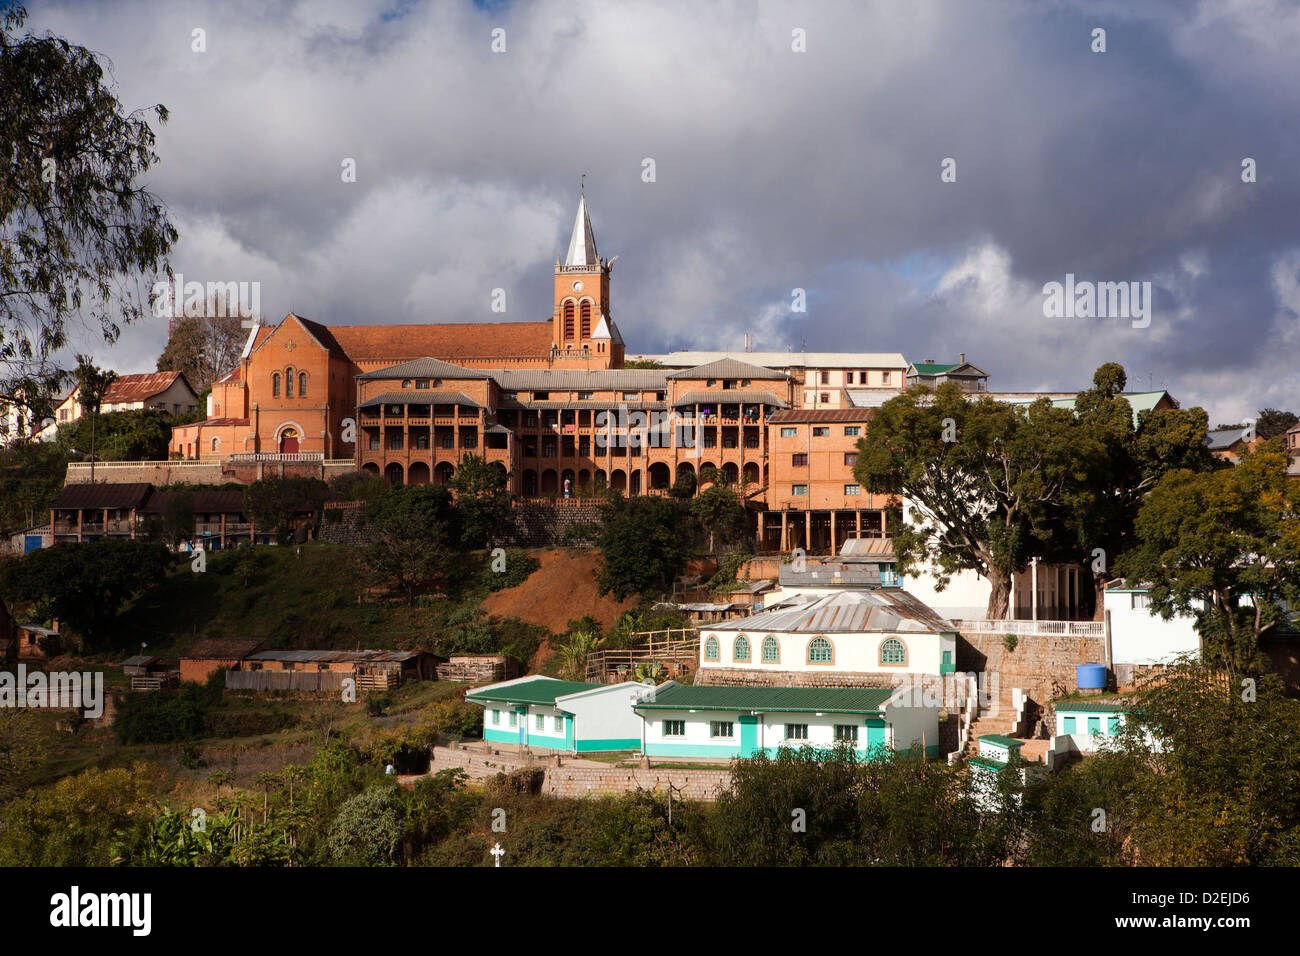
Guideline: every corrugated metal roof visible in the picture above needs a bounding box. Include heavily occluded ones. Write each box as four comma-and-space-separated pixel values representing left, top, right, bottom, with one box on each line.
705, 589, 952, 634
845, 389, 904, 408
839, 538, 896, 559
634, 683, 895, 715
491, 369, 669, 390
1053, 701, 1131, 713
466, 677, 604, 705
359, 391, 482, 409
672, 390, 787, 408
357, 357, 491, 380
666, 358, 791, 381
636, 351, 908, 370
183, 639, 263, 660
143, 490, 247, 515
246, 649, 422, 663
120, 655, 162, 667
52, 482, 152, 510
768, 407, 874, 423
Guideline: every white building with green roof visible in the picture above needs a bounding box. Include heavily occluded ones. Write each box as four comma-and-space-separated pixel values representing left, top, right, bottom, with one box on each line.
633, 682, 941, 760
466, 676, 652, 753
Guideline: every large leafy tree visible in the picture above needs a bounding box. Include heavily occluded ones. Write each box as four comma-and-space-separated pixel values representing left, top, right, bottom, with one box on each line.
364, 484, 460, 605
0, 5, 176, 419
447, 452, 511, 549
1060, 364, 1213, 617
243, 476, 327, 538
1256, 407, 1299, 441
690, 483, 746, 553
156, 310, 246, 396
0, 538, 173, 648
1115, 440, 1300, 671
595, 493, 690, 600
853, 382, 1076, 618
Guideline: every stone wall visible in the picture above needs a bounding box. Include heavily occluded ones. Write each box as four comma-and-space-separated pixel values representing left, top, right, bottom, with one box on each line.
318, 502, 371, 547
956, 631, 1105, 703
428, 744, 730, 801
503, 502, 602, 548
65, 460, 226, 485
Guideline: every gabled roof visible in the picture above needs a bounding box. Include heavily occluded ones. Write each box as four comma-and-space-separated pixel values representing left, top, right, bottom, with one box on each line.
289, 314, 352, 362
908, 361, 989, 378
590, 314, 624, 346
491, 369, 668, 390
52, 482, 152, 510
466, 677, 604, 706
357, 357, 491, 381
633, 683, 895, 715
672, 390, 788, 408
909, 362, 956, 375
1206, 427, 1250, 451
358, 391, 482, 409
667, 358, 790, 380
705, 588, 952, 634
329, 322, 555, 363
103, 371, 195, 405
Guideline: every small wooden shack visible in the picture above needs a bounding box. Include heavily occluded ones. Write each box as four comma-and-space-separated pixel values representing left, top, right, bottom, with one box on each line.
436, 655, 517, 683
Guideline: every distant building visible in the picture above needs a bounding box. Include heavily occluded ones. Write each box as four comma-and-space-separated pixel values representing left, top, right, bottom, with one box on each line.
179, 639, 264, 684
467, 676, 651, 753
906, 355, 989, 392
35, 372, 198, 442
1206, 425, 1258, 460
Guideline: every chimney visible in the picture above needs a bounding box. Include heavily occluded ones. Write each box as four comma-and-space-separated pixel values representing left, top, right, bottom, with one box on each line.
959, 353, 966, 364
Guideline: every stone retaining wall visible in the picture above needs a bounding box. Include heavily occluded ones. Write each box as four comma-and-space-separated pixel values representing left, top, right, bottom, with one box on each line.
956, 631, 1105, 703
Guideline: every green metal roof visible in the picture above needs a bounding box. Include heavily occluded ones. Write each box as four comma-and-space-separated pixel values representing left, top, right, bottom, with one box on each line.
466, 678, 604, 707
1053, 701, 1130, 713
978, 734, 1024, 749
968, 755, 1010, 770
911, 363, 957, 375
633, 684, 893, 715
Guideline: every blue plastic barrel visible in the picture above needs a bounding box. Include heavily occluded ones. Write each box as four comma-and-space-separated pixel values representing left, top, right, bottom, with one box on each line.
1076, 663, 1107, 689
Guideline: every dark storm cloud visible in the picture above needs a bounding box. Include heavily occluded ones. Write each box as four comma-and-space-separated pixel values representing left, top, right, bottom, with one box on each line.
31, 0, 1300, 420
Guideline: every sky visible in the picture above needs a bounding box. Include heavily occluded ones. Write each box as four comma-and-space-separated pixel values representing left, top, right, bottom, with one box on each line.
24, 0, 1300, 423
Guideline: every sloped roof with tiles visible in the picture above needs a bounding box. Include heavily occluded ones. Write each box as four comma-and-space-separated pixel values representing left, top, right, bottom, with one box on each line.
358, 391, 482, 409
673, 390, 788, 408
357, 357, 491, 380
492, 369, 668, 390
634, 683, 895, 715
329, 322, 554, 362
667, 358, 791, 380
769, 407, 874, 423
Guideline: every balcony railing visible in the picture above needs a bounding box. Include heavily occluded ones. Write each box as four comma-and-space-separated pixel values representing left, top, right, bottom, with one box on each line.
228, 452, 324, 463
952, 619, 1105, 637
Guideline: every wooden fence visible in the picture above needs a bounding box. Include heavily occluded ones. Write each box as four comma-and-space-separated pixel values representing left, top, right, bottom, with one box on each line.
585, 630, 699, 682
225, 670, 351, 693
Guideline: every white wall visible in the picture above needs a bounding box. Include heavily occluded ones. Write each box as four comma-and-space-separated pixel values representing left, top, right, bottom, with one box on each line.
559, 681, 651, 743
883, 690, 941, 752
698, 628, 954, 676
1105, 589, 1200, 665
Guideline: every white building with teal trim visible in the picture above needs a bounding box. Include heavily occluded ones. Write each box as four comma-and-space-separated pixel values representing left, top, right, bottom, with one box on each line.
968, 734, 1045, 809
466, 676, 651, 753
697, 589, 958, 682
633, 682, 941, 760
1045, 701, 1149, 769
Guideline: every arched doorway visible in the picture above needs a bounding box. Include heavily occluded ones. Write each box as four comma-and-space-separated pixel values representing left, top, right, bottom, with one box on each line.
629, 470, 642, 495
593, 469, 607, 491
407, 461, 430, 485
541, 469, 558, 495
362, 462, 380, 476
648, 462, 671, 490
278, 426, 300, 454
742, 462, 760, 487
561, 469, 576, 497
578, 469, 591, 495
522, 469, 538, 496
384, 463, 404, 486
610, 469, 626, 492
722, 462, 739, 486
435, 462, 454, 485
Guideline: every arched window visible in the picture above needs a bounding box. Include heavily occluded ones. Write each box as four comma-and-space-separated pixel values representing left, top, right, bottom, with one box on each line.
580, 300, 592, 339
299, 372, 307, 397
563, 300, 575, 340
272, 373, 280, 397
733, 635, 750, 662
880, 638, 907, 666
211, 437, 220, 452
704, 636, 720, 662
807, 637, 833, 664
285, 367, 294, 397
762, 635, 780, 663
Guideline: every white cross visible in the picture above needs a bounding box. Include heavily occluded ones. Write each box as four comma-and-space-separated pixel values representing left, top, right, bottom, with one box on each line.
490, 843, 505, 867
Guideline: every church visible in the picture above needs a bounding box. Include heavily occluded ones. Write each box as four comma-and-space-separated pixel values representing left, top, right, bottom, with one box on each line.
169, 192, 893, 552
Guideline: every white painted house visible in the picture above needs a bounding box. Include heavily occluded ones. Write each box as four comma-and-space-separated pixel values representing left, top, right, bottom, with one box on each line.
35, 371, 198, 442
633, 682, 941, 760
1103, 582, 1200, 671
698, 588, 959, 679
466, 676, 652, 753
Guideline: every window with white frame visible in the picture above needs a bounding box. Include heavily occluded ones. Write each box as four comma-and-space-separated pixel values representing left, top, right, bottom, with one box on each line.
508, 711, 517, 727
844, 483, 860, 496
535, 714, 545, 731
834, 725, 859, 743
793, 484, 808, 496
1131, 592, 1151, 609
785, 724, 808, 741
710, 721, 734, 738
554, 715, 564, 734
663, 720, 686, 737
780, 426, 797, 437
491, 709, 499, 725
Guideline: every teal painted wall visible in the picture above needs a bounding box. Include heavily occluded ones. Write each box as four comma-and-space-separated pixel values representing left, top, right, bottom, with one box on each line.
574, 737, 641, 752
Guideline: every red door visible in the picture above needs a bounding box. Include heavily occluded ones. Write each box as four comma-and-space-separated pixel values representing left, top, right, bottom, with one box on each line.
279, 428, 299, 453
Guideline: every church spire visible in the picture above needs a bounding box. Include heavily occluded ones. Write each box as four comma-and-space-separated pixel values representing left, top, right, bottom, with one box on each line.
564, 191, 599, 267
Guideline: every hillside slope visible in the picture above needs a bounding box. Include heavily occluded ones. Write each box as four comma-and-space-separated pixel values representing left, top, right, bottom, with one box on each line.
482, 548, 636, 635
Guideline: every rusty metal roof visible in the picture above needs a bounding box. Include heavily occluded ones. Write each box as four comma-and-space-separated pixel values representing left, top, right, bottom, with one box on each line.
52, 483, 152, 510
245, 649, 424, 663
705, 589, 953, 634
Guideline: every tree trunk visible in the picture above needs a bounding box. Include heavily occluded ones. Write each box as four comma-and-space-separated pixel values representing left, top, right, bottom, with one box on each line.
985, 569, 1011, 619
